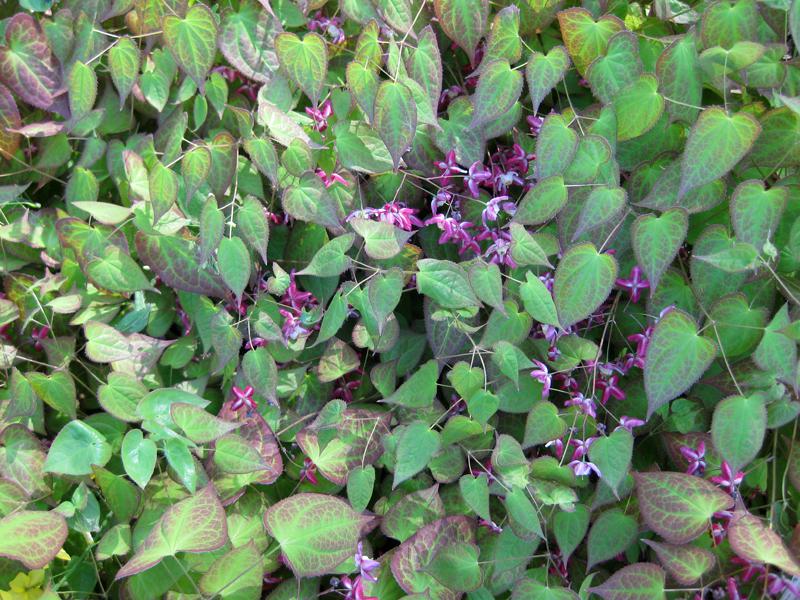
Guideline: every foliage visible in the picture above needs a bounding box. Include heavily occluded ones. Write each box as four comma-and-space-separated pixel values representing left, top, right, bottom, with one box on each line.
0, 0, 798, 598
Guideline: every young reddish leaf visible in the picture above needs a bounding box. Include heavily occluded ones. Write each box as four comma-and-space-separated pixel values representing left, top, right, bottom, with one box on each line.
391, 516, 475, 599
556, 8, 625, 76
631, 209, 688, 292
373, 80, 417, 170
433, 0, 489, 65
108, 36, 140, 108
275, 32, 327, 105
526, 46, 570, 115
162, 4, 219, 92
0, 510, 68, 569
116, 485, 228, 578
219, 2, 280, 84
217, 400, 282, 484
0, 13, 62, 111
642, 539, 715, 585
553, 243, 618, 328
470, 60, 523, 128
728, 511, 800, 576
135, 232, 228, 298
644, 309, 717, 417
679, 108, 761, 197
264, 493, 372, 576
634, 471, 733, 544
711, 394, 766, 472
587, 509, 638, 569
588, 562, 666, 600
382, 484, 445, 542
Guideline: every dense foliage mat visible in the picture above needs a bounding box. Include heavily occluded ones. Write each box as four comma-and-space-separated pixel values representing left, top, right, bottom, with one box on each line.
0, 0, 799, 598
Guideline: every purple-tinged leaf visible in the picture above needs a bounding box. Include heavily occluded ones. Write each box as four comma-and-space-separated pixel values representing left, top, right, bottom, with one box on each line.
0, 13, 62, 111
373, 80, 417, 170
264, 493, 373, 576
526, 46, 570, 115
588, 562, 666, 600
218, 1, 280, 84
181, 146, 212, 201
162, 4, 219, 92
556, 8, 624, 77
631, 209, 688, 292
553, 242, 617, 328
642, 539, 715, 585
0, 83, 20, 158
728, 511, 800, 576
470, 60, 523, 129
275, 32, 327, 105
634, 471, 733, 544
217, 398, 282, 484
434, 0, 489, 65
109, 36, 140, 108
0, 510, 68, 569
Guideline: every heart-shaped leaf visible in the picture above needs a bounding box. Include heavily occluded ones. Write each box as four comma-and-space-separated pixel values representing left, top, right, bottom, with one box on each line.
373, 80, 417, 170
631, 208, 688, 292
586, 31, 641, 104
162, 4, 218, 91
728, 511, 800, 577
553, 243, 618, 328
526, 46, 570, 115
588, 563, 666, 600
642, 540, 715, 585
470, 60, 522, 128
557, 8, 624, 76
275, 32, 327, 105
0, 510, 68, 569
588, 429, 633, 496
711, 394, 766, 472
434, 0, 489, 64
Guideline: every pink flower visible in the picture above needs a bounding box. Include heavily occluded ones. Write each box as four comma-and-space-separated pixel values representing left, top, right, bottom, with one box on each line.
546, 438, 565, 459
616, 416, 645, 432
680, 441, 706, 475
569, 459, 602, 478
355, 542, 380, 583
564, 393, 597, 419
315, 168, 348, 188
530, 360, 552, 397
465, 161, 492, 197
596, 373, 625, 404
710, 461, 744, 494
230, 385, 256, 411
305, 99, 333, 131
527, 115, 544, 135
299, 457, 318, 485
279, 309, 312, 341
434, 150, 465, 187
31, 325, 49, 350
569, 437, 596, 460
615, 265, 650, 303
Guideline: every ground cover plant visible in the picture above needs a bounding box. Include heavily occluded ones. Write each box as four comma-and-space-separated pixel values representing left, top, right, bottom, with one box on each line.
0, 0, 799, 598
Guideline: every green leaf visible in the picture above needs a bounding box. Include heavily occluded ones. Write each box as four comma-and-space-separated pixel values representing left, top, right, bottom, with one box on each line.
45, 420, 112, 476
467, 389, 500, 425
408, 26, 443, 118
182, 146, 212, 201
642, 540, 715, 586
200, 542, 263, 599
93, 467, 141, 524
170, 403, 240, 444
556, 8, 624, 76
347, 465, 375, 513
346, 61, 379, 122
424, 543, 482, 592
588, 429, 633, 496
382, 484, 445, 542
148, 161, 179, 225
553, 504, 589, 562
704, 294, 767, 358
526, 46, 570, 114
634, 471, 733, 544
509, 223, 553, 268
162, 4, 218, 91
694, 240, 759, 273
519, 272, 559, 327
116, 485, 228, 578
535, 115, 579, 179
217, 236, 251, 300
351, 218, 413, 259
470, 60, 523, 128
679, 108, 761, 197
459, 474, 491, 521
236, 196, 270, 264
433, 0, 489, 64
586, 31, 641, 105
417, 259, 480, 309
588, 563, 666, 600
108, 36, 140, 108
275, 32, 327, 105
281, 172, 343, 233
553, 243, 617, 328
631, 209, 688, 292
469, 262, 504, 314
27, 370, 76, 419
656, 35, 702, 124
730, 179, 787, 252
587, 509, 638, 569
711, 394, 766, 472
243, 137, 279, 187
728, 511, 800, 577
316, 338, 360, 383
573, 185, 627, 240
373, 80, 417, 170
754, 304, 797, 385
136, 232, 228, 298
523, 401, 566, 448
394, 421, 442, 488
121, 429, 157, 489
264, 493, 370, 576
0, 511, 68, 569
218, 2, 279, 84
68, 61, 97, 119
505, 485, 543, 540
644, 309, 717, 417
613, 75, 664, 141
298, 234, 354, 277
87, 246, 152, 293
514, 175, 568, 225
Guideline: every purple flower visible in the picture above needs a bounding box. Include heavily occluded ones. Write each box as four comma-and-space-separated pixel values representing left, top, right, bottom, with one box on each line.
481, 195, 515, 225
615, 416, 645, 432
481, 230, 516, 268
282, 271, 316, 312
527, 115, 544, 135
279, 309, 312, 341
546, 438, 565, 459
315, 168, 348, 188
564, 393, 597, 419
569, 437, 596, 460
680, 441, 706, 475
569, 459, 602, 478
230, 385, 256, 411
615, 265, 650, 303
530, 360, 552, 397
355, 542, 380, 583
710, 461, 744, 494
305, 99, 333, 131
299, 457, 318, 485
308, 12, 346, 44
434, 150, 465, 187
465, 161, 492, 197
425, 214, 480, 255
31, 325, 49, 351
596, 373, 625, 404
